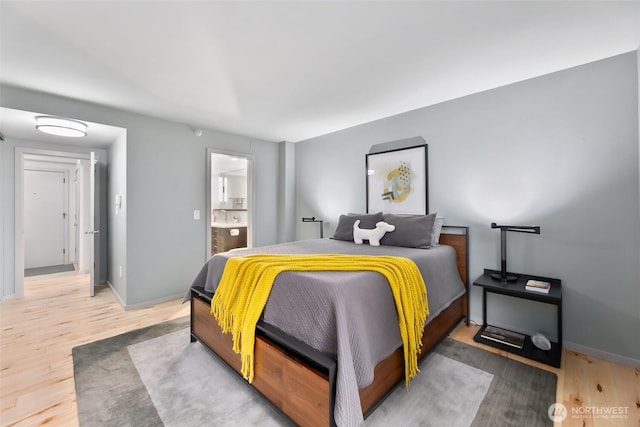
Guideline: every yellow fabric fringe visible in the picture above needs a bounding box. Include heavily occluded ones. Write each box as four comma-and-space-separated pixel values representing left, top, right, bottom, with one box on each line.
210, 254, 429, 386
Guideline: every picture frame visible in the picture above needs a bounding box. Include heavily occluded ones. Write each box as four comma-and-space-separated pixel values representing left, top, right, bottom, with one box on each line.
366, 144, 428, 215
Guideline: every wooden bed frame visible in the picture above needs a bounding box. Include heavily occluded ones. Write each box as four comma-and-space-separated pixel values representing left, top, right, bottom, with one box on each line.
190, 226, 469, 427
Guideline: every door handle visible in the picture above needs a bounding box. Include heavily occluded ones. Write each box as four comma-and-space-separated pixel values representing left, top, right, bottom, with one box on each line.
85, 230, 100, 235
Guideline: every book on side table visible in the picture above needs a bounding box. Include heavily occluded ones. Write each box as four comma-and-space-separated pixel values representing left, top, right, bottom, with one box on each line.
525, 280, 550, 293
480, 325, 525, 349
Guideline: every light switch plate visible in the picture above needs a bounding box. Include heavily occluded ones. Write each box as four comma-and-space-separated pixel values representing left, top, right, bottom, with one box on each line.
193, 210, 200, 220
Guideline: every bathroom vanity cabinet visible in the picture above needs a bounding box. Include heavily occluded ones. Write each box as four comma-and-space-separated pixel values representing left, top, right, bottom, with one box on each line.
211, 224, 247, 255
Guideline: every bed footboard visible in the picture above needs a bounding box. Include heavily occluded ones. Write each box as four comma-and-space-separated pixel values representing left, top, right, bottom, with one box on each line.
190, 227, 469, 426
191, 287, 336, 427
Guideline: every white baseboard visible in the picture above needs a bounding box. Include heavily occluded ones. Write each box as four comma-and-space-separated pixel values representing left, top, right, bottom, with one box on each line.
564, 340, 640, 369
104, 281, 185, 311
122, 292, 186, 311
105, 280, 126, 308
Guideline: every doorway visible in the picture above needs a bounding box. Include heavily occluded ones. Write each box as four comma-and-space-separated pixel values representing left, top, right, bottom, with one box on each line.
207, 150, 254, 257
14, 148, 101, 297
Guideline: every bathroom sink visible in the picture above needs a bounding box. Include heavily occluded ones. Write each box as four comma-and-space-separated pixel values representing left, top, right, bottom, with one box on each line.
211, 222, 247, 228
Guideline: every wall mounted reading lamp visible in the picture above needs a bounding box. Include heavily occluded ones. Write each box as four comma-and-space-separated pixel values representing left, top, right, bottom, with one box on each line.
491, 223, 541, 282
302, 217, 324, 238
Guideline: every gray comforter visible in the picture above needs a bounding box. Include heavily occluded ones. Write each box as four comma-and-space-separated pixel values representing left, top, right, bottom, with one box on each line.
190, 239, 465, 426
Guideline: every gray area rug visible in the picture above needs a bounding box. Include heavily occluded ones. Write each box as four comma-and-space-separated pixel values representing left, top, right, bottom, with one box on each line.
25, 263, 75, 276
73, 318, 556, 426
128, 329, 492, 427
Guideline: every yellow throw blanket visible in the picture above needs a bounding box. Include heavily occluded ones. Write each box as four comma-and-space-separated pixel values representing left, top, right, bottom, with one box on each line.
210, 254, 429, 386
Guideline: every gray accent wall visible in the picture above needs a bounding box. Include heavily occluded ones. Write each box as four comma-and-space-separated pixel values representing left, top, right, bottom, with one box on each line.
1, 85, 279, 306
295, 52, 640, 361
108, 130, 127, 298
277, 141, 296, 243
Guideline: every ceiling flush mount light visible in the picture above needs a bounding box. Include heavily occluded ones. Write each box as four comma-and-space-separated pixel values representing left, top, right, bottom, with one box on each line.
35, 116, 87, 137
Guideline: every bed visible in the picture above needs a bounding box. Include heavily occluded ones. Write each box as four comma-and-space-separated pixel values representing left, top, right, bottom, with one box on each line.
189, 224, 469, 427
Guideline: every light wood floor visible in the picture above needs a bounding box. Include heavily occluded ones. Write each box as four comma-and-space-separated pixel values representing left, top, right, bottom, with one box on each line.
1, 272, 638, 426
451, 325, 639, 427
1, 272, 189, 426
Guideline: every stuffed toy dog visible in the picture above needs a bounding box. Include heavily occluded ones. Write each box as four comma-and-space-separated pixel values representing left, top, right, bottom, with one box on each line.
353, 220, 395, 246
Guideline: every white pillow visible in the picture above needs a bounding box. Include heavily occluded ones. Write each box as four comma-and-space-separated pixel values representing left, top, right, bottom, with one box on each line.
430, 216, 444, 247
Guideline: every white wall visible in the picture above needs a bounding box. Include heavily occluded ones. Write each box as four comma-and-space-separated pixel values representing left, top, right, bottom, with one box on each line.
1, 85, 280, 306
226, 175, 246, 199
295, 52, 640, 362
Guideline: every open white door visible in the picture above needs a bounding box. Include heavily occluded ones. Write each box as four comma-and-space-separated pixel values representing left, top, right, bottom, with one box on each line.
87, 152, 100, 296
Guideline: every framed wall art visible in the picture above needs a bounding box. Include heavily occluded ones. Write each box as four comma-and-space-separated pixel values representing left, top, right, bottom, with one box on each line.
366, 144, 428, 215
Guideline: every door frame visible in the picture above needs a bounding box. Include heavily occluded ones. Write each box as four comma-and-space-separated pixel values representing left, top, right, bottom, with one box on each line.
14, 147, 98, 297
73, 165, 81, 270
206, 148, 255, 259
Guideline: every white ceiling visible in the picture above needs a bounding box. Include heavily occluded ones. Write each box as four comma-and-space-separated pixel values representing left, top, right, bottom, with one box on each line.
0, 107, 125, 148
1, 1, 640, 143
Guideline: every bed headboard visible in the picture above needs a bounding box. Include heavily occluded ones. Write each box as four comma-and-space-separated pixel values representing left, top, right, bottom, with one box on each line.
439, 225, 469, 323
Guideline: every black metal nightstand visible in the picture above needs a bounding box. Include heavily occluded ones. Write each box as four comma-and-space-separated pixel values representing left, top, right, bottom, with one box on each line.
473, 269, 562, 368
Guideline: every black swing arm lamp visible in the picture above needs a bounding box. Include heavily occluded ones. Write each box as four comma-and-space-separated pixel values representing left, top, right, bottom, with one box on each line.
491, 223, 541, 282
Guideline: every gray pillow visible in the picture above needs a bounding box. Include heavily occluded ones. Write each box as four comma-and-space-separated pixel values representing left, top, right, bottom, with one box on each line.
380, 213, 437, 248
332, 212, 383, 241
